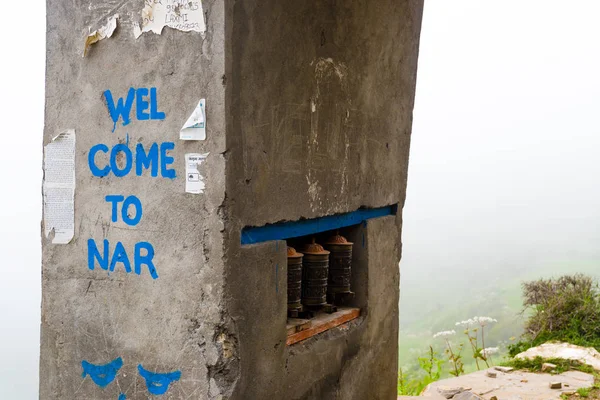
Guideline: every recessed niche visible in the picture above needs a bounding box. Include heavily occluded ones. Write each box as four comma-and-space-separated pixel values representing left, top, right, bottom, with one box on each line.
240, 206, 397, 345
285, 224, 365, 346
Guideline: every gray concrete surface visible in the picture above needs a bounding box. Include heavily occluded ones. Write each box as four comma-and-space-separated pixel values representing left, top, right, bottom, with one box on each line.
223, 1, 423, 398
226, 0, 423, 225
41, 1, 227, 398
41, 0, 423, 398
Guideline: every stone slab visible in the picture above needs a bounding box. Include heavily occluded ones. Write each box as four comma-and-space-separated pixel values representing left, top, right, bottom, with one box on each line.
423, 369, 594, 399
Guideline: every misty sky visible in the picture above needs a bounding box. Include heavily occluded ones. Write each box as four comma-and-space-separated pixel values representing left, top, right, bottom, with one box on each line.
2, 1, 600, 398
403, 0, 600, 288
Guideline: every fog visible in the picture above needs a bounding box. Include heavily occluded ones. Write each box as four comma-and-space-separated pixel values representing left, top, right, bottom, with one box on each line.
0, 1, 44, 398
401, 0, 600, 330
2, 0, 600, 398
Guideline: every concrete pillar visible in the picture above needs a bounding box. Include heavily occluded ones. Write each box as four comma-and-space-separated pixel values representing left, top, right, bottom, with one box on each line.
41, 1, 423, 399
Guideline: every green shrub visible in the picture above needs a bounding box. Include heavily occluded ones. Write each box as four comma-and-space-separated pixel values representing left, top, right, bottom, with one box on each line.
507, 340, 533, 357
509, 274, 600, 356
577, 387, 591, 397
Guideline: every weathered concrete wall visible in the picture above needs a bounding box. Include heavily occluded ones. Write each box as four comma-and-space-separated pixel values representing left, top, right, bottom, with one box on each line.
224, 0, 423, 399
42, 0, 422, 398
226, 0, 423, 225
41, 1, 229, 399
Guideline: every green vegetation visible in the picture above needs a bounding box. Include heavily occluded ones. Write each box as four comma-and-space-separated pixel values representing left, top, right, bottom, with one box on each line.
400, 261, 600, 361
399, 271, 600, 396
397, 317, 499, 395
501, 356, 595, 374
560, 383, 600, 399
397, 346, 443, 395
509, 274, 600, 356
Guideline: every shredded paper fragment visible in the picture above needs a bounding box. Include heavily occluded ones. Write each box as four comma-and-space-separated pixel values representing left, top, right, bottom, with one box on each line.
180, 99, 206, 140
185, 153, 209, 194
135, 0, 206, 38
43, 130, 76, 244
83, 14, 119, 57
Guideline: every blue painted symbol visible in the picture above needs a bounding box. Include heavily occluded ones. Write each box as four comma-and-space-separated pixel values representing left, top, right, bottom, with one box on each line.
138, 364, 181, 395
118, 394, 126, 400
81, 357, 123, 388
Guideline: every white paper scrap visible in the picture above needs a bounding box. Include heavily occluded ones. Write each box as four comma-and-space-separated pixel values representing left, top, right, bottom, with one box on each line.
83, 14, 119, 57
137, 0, 206, 38
185, 153, 209, 194
180, 99, 206, 140
133, 23, 143, 39
43, 130, 76, 244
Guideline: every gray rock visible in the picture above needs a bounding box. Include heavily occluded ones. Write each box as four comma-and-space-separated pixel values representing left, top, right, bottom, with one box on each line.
453, 391, 484, 400
437, 386, 469, 399
542, 362, 557, 372
486, 370, 498, 378
515, 342, 600, 371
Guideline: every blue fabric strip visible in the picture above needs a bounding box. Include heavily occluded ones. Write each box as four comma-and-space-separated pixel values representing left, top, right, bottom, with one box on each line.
240, 205, 397, 245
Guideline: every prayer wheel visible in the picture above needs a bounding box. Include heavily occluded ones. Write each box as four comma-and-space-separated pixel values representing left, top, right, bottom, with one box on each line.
301, 239, 330, 307
324, 232, 353, 303
287, 247, 303, 312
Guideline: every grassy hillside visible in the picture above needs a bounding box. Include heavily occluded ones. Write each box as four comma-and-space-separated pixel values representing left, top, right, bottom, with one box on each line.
398, 259, 600, 379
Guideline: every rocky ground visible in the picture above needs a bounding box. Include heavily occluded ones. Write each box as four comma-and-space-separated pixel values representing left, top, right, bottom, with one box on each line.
399, 342, 600, 400
421, 367, 593, 399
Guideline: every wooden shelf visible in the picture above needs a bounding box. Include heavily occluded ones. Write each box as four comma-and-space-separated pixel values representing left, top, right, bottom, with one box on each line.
286, 307, 361, 346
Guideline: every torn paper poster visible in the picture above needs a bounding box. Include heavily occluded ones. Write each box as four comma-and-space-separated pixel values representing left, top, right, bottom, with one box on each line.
83, 14, 119, 57
185, 153, 209, 194
180, 99, 206, 140
43, 130, 76, 244
136, 0, 206, 38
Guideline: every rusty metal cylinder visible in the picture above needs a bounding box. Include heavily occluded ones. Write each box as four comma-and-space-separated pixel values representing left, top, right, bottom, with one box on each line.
287, 247, 303, 311
301, 239, 330, 307
324, 233, 353, 301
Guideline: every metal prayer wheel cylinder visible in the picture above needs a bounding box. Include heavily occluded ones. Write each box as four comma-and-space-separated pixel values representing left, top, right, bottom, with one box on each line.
324, 233, 354, 302
287, 247, 303, 312
301, 240, 330, 307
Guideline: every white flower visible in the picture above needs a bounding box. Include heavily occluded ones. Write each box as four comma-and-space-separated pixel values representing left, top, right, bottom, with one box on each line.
480, 347, 499, 356
455, 318, 475, 327
472, 316, 497, 327
433, 330, 456, 339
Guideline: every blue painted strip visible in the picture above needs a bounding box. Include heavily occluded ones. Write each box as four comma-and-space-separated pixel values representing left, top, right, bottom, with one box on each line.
241, 205, 396, 245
